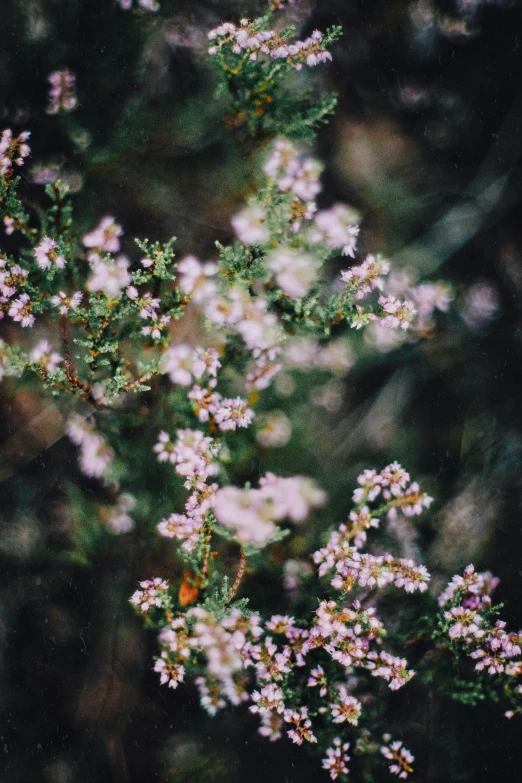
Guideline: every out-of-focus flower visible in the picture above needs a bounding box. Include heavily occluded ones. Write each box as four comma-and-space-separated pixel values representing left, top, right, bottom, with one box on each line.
47, 69, 77, 114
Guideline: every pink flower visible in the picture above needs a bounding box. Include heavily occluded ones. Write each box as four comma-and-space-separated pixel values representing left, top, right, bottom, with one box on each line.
51, 290, 83, 314
87, 255, 131, 297
267, 248, 318, 298
47, 69, 77, 114
322, 738, 350, 780
34, 236, 66, 270
232, 206, 270, 245
83, 216, 123, 253
283, 706, 317, 745
30, 339, 63, 372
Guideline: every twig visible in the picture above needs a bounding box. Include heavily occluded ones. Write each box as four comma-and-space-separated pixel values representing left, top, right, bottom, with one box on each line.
200, 519, 213, 583
226, 548, 247, 605
59, 315, 94, 403
121, 371, 158, 393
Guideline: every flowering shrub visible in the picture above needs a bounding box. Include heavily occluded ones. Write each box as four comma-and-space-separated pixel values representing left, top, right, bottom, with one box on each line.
1, 1, 520, 781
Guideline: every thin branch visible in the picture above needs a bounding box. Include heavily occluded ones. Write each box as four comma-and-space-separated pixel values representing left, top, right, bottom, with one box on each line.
59, 315, 94, 403
200, 519, 213, 583
226, 548, 247, 606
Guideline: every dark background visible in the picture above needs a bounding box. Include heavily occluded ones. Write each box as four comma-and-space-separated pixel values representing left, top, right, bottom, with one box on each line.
1, 1, 522, 780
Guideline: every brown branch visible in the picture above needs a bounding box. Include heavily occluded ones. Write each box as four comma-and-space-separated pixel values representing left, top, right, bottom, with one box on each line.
226, 548, 247, 606
59, 315, 94, 403
200, 519, 213, 584
121, 371, 158, 393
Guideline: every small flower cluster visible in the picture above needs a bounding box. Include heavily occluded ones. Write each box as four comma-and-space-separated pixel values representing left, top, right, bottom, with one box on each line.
66, 414, 114, 478
47, 69, 77, 114
116, 0, 159, 11
163, 344, 221, 386
208, 21, 333, 71
1, 129, 30, 178
213, 473, 325, 547
438, 565, 522, 677
365, 270, 452, 351
0, 257, 32, 325
310, 204, 360, 258
283, 337, 354, 376
130, 578, 169, 613
30, 339, 63, 373
322, 737, 350, 780
341, 254, 390, 299
264, 137, 323, 203
35, 237, 66, 270
380, 736, 415, 779
154, 428, 220, 481
131, 465, 434, 779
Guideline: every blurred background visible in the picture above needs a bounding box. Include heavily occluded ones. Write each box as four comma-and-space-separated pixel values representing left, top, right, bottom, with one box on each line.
1, 0, 522, 780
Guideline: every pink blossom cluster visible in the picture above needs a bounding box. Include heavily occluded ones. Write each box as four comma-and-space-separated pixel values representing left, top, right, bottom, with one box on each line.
322, 737, 350, 780
329, 685, 361, 725
6, 293, 34, 327
267, 247, 318, 298
154, 428, 220, 481
188, 385, 254, 432
47, 69, 77, 114
130, 578, 169, 613
205, 286, 283, 391
437, 563, 499, 608
310, 600, 415, 689
208, 21, 332, 71
116, 0, 159, 11
157, 476, 217, 553
126, 286, 171, 340
163, 344, 221, 386
439, 565, 522, 676
104, 493, 135, 534
157, 607, 263, 712
66, 414, 114, 478
212, 473, 325, 546
312, 464, 432, 592
325, 548, 430, 595
171, 255, 283, 393
352, 462, 433, 516
284, 707, 317, 744
310, 204, 360, 258
284, 337, 354, 376
311, 599, 381, 668
256, 410, 292, 448
366, 270, 452, 352
0, 129, 30, 177
34, 237, 66, 270
30, 339, 63, 373
380, 737, 415, 779
0, 258, 33, 325
51, 290, 83, 314
87, 253, 131, 297
378, 295, 417, 331
177, 255, 218, 303
264, 138, 322, 202
340, 253, 390, 299
369, 650, 415, 690
232, 205, 270, 245
83, 216, 123, 254
155, 617, 191, 690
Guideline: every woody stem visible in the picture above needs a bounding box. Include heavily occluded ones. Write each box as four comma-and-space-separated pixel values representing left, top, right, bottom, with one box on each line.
226, 548, 247, 605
